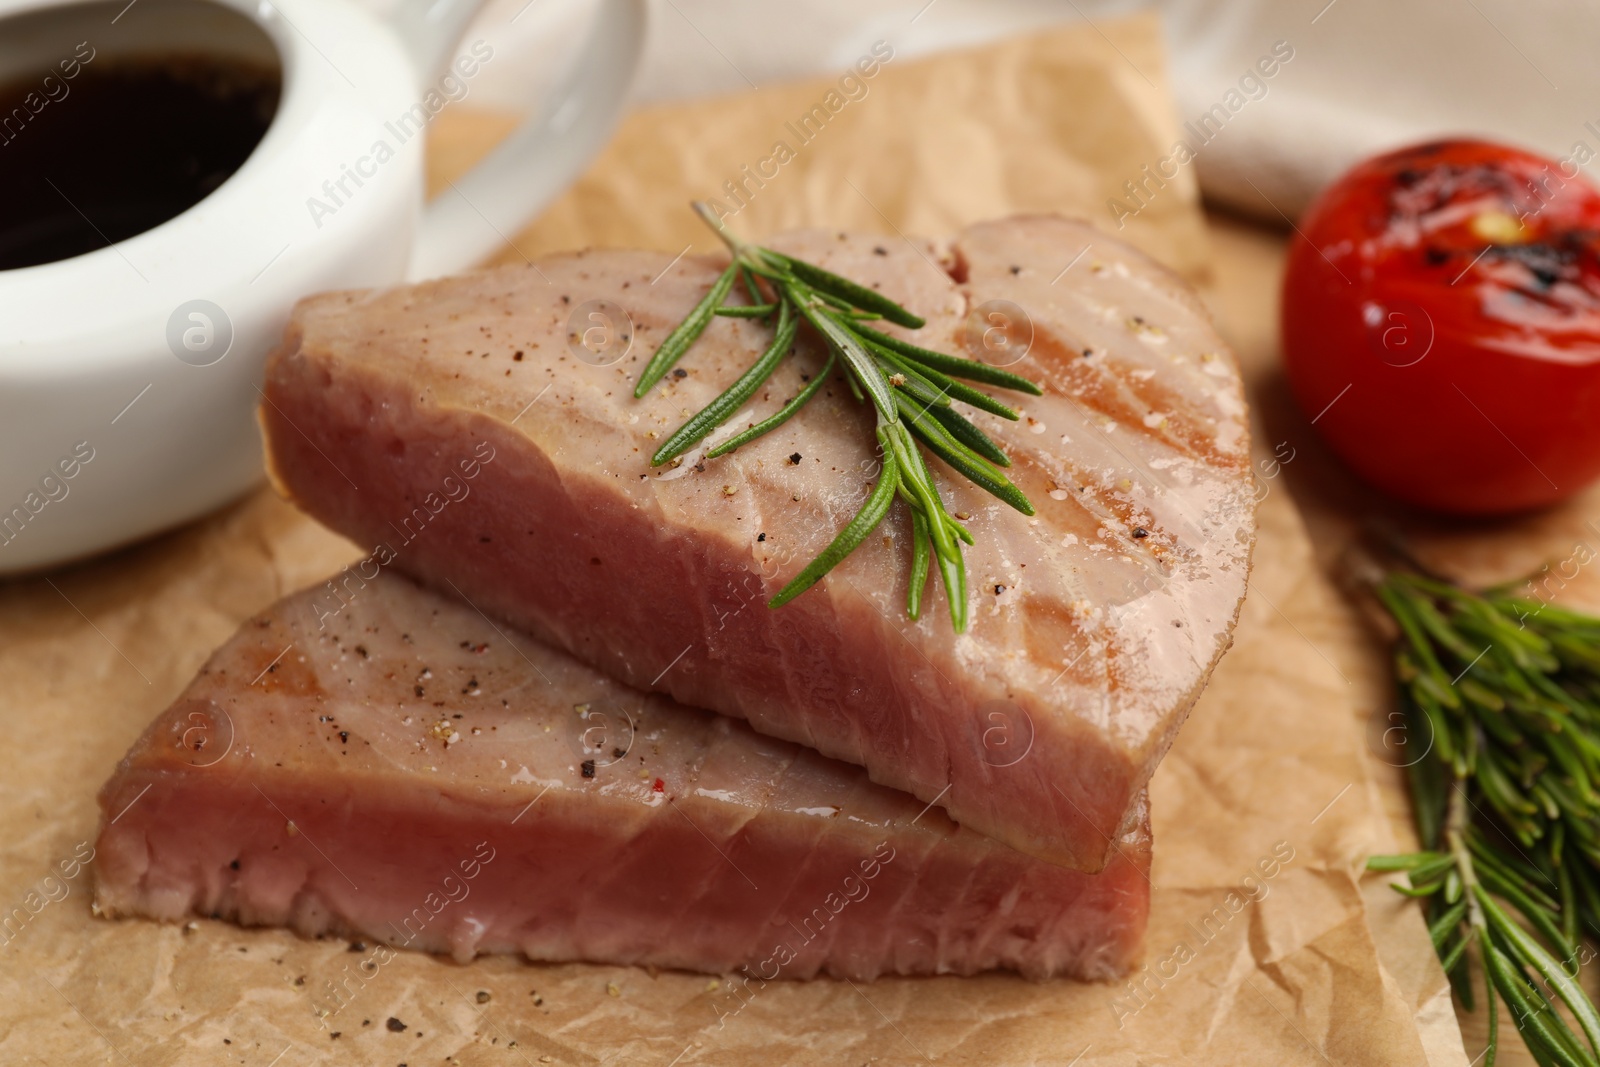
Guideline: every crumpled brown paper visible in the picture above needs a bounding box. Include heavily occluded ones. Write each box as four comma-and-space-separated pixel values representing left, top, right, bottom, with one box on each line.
0, 14, 1462, 1065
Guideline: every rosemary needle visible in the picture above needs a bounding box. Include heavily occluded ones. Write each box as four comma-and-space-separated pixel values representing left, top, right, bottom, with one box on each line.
635, 263, 739, 396
928, 403, 1012, 467
848, 320, 1042, 395
907, 508, 932, 619
893, 393, 1033, 514
763, 249, 926, 328
706, 352, 835, 459
714, 303, 778, 318
632, 203, 1039, 631
652, 301, 796, 464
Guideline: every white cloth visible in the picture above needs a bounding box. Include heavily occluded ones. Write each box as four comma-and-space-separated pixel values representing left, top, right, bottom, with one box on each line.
401, 0, 1600, 221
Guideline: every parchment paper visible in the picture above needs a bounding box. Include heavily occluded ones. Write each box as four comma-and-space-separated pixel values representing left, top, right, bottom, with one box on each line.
0, 16, 1461, 1065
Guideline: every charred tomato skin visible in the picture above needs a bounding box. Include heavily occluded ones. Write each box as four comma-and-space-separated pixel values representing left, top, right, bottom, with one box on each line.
1281, 138, 1600, 515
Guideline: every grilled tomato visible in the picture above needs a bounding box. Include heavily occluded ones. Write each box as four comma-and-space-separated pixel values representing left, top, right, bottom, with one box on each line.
1282, 138, 1600, 514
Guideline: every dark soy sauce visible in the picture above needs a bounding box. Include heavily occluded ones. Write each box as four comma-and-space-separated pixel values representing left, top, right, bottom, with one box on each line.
0, 55, 280, 271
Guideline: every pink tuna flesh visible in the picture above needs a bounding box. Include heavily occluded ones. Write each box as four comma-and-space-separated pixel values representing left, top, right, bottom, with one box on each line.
95, 571, 1150, 981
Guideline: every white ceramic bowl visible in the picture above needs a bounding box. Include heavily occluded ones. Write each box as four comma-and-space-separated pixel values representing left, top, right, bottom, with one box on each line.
0, 0, 644, 573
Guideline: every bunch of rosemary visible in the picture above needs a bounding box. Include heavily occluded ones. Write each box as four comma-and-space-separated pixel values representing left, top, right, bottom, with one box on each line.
1368, 568, 1600, 1066
634, 204, 1041, 632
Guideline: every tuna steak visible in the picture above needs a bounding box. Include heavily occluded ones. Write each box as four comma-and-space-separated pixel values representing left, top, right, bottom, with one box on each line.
259, 216, 1253, 871
94, 572, 1150, 981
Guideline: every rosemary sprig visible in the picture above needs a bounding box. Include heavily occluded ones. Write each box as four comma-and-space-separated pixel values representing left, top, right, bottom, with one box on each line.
634, 203, 1042, 632
1367, 567, 1600, 1067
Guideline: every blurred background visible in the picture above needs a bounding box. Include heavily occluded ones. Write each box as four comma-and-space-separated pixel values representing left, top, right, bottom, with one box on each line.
402, 0, 1600, 220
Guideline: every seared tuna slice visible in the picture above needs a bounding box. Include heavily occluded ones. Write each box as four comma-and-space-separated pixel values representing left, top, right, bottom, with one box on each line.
260, 216, 1251, 870
95, 572, 1150, 981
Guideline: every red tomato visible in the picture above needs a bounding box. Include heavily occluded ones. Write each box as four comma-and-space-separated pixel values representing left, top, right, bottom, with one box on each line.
1281, 139, 1600, 515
